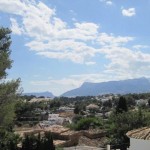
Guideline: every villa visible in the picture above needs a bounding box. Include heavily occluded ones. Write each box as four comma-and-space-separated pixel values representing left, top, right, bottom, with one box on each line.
127, 127, 150, 150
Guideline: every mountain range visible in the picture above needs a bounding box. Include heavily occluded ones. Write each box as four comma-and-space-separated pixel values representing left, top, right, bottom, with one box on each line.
23, 91, 55, 98
61, 77, 150, 97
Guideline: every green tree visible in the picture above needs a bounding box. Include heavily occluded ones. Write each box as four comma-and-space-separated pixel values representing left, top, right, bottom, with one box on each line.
0, 27, 20, 128
148, 99, 150, 106
103, 100, 112, 108
22, 135, 37, 150
22, 132, 55, 150
0, 27, 20, 150
0, 27, 12, 78
43, 132, 55, 150
74, 105, 80, 114
0, 129, 20, 150
108, 109, 150, 150
116, 96, 128, 114
71, 117, 103, 131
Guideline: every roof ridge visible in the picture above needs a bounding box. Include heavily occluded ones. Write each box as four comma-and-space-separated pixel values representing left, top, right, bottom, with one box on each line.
126, 127, 150, 139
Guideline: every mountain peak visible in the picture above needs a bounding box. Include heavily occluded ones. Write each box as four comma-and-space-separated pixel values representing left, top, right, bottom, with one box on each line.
62, 77, 150, 97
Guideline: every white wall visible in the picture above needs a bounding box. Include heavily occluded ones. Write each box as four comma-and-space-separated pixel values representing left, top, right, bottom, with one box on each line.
129, 138, 150, 150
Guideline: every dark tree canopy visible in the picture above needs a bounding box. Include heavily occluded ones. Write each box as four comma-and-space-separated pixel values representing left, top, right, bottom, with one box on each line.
74, 105, 80, 114
0, 27, 12, 79
116, 96, 128, 113
0, 27, 20, 129
0, 27, 20, 150
22, 132, 55, 150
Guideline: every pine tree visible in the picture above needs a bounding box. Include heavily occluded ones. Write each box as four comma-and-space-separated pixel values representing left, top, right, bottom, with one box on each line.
44, 132, 55, 150
0, 27, 20, 150
0, 27, 12, 79
0, 27, 20, 129
116, 96, 128, 114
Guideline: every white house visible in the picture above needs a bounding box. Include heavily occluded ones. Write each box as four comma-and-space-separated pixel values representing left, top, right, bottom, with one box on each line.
48, 114, 64, 125
86, 104, 99, 110
136, 99, 148, 106
127, 127, 150, 150
40, 113, 70, 126
48, 114, 59, 119
58, 106, 74, 112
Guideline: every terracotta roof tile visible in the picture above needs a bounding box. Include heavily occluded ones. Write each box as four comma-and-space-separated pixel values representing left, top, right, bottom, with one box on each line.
126, 127, 150, 140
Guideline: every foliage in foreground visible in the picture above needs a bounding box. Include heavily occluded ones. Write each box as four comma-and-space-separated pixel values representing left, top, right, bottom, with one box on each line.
0, 27, 21, 150
22, 132, 55, 150
69, 117, 103, 130
0, 131, 55, 150
0, 129, 20, 150
107, 108, 150, 147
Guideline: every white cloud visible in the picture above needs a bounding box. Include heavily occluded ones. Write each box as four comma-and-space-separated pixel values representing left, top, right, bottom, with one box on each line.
99, 0, 113, 5
133, 45, 149, 50
85, 61, 96, 65
99, 46, 150, 79
97, 33, 134, 46
1, 0, 138, 67
10, 18, 23, 35
106, 1, 113, 5
0, 0, 26, 15
122, 8, 136, 17
0, 0, 100, 64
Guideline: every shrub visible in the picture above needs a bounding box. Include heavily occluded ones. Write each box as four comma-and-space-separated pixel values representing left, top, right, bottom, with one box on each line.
73, 117, 103, 130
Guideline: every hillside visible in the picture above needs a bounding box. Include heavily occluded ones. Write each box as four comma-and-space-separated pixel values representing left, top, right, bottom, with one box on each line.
62, 78, 150, 97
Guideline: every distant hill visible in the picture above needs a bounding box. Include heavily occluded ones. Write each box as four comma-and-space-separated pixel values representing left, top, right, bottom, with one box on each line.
62, 77, 150, 97
23, 91, 55, 98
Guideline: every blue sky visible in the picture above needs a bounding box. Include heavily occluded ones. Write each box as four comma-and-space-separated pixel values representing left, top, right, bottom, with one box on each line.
0, 0, 150, 96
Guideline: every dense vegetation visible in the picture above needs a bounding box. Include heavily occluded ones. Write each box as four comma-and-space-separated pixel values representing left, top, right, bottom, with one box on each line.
22, 132, 55, 150
0, 27, 55, 150
0, 27, 21, 150
67, 95, 150, 149
69, 117, 103, 130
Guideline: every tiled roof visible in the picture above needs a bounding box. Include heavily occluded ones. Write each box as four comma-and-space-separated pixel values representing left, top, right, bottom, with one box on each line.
126, 127, 150, 140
